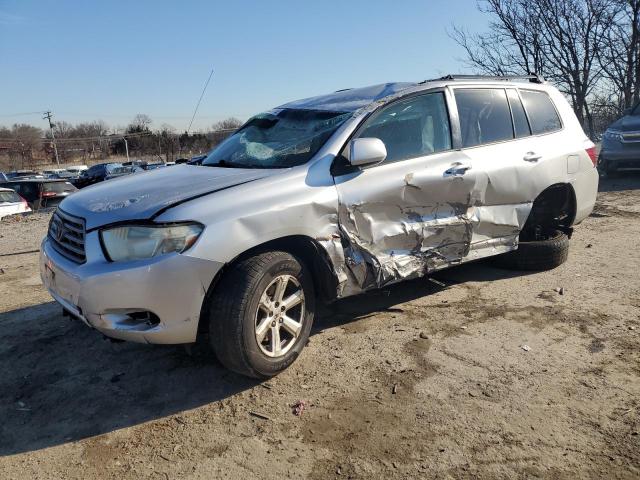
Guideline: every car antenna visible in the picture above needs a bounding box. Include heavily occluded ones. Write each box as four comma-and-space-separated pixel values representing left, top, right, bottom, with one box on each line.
186, 67, 214, 135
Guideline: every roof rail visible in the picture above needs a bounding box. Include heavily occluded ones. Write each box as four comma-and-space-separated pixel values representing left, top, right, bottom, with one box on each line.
424, 74, 545, 84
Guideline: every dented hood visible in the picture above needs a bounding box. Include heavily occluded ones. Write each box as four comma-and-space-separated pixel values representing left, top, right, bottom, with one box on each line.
60, 164, 278, 230
609, 114, 640, 132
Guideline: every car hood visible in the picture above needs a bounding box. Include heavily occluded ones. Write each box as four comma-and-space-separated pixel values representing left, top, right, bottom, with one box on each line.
609, 115, 640, 132
60, 165, 279, 230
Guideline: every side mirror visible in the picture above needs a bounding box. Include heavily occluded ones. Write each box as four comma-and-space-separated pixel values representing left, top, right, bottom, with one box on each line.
348, 138, 387, 167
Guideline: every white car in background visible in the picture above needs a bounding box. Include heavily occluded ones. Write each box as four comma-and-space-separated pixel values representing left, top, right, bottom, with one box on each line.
0, 187, 31, 219
66, 165, 88, 175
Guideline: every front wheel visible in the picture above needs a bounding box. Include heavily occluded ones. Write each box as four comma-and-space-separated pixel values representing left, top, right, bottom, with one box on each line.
208, 251, 315, 378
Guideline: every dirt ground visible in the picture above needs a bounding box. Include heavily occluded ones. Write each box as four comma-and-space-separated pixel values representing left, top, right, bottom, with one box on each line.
0, 175, 639, 479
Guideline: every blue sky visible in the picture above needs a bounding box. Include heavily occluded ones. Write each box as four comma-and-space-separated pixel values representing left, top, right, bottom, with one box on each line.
0, 0, 488, 131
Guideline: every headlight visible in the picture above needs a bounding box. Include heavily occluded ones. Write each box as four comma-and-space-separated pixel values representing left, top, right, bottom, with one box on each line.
604, 130, 624, 142
100, 223, 203, 262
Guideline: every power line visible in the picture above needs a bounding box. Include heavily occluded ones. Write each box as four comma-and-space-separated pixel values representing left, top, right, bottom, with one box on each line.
187, 68, 214, 135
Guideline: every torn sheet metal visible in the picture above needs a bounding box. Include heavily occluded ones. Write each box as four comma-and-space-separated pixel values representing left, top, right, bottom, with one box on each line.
332, 151, 533, 295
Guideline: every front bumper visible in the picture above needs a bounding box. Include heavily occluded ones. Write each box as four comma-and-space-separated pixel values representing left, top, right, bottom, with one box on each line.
40, 236, 222, 344
599, 145, 640, 169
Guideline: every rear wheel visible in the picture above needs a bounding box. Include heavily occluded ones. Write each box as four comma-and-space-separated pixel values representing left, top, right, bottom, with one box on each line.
208, 251, 314, 378
495, 229, 569, 271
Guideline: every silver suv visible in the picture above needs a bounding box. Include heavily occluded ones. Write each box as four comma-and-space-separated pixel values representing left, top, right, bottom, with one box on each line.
40, 75, 599, 378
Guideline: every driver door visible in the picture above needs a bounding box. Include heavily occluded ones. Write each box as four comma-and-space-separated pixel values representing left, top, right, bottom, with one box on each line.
332, 90, 481, 291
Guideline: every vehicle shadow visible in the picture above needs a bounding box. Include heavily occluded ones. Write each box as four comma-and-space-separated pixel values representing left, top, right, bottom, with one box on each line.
314, 260, 533, 332
598, 171, 640, 192
0, 302, 257, 457
0, 261, 531, 456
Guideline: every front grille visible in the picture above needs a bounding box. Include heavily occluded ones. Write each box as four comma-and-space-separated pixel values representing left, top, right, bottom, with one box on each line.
48, 209, 86, 263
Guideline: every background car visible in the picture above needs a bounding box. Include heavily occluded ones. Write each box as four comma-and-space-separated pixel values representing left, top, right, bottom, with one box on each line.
73, 162, 129, 188
65, 165, 88, 176
599, 105, 640, 175
0, 187, 31, 219
5, 170, 43, 180
0, 179, 77, 209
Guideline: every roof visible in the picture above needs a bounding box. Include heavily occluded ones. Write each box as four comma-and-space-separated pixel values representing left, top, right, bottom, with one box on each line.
278, 82, 416, 112
1, 178, 68, 183
277, 76, 549, 114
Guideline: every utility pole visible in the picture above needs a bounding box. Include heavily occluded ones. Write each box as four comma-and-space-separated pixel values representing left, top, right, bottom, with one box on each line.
43, 111, 60, 166
123, 137, 130, 162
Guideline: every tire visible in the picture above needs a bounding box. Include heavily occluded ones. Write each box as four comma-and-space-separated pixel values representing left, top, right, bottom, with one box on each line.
208, 251, 315, 378
494, 229, 569, 271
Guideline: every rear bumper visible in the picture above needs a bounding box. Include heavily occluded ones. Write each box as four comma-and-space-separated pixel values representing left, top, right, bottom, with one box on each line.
40, 237, 222, 344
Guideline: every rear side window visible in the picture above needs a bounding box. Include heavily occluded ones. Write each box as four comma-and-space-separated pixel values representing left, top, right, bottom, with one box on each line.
43, 182, 76, 193
519, 90, 562, 134
0, 190, 21, 203
356, 92, 452, 164
455, 89, 513, 148
506, 89, 531, 138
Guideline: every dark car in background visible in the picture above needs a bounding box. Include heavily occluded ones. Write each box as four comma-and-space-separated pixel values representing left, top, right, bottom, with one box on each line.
599, 105, 640, 174
73, 162, 129, 188
0, 179, 77, 209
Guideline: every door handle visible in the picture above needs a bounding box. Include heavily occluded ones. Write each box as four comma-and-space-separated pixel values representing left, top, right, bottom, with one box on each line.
523, 152, 542, 162
444, 162, 472, 176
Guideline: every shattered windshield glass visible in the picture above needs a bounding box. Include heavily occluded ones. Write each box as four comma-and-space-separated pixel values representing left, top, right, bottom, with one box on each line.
203, 109, 351, 169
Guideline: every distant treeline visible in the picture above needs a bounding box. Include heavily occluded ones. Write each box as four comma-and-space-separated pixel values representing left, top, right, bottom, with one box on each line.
0, 115, 243, 170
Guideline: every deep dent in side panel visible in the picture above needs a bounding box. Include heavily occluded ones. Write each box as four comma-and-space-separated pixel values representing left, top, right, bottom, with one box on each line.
320, 167, 533, 298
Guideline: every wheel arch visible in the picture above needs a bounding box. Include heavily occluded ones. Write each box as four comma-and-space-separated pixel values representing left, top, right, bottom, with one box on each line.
520, 182, 577, 240
198, 235, 339, 334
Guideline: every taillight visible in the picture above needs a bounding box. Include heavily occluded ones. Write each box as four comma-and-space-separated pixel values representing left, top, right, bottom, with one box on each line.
20, 196, 29, 211
41, 191, 57, 198
585, 146, 597, 167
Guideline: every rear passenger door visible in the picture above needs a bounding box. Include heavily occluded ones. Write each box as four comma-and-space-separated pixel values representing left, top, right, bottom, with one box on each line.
333, 90, 480, 292
450, 86, 542, 250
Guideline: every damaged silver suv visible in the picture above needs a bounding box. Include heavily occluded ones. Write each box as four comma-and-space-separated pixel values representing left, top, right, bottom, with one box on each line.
41, 75, 598, 378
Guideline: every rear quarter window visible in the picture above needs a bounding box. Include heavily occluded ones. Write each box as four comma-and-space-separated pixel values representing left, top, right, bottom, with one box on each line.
519, 90, 562, 134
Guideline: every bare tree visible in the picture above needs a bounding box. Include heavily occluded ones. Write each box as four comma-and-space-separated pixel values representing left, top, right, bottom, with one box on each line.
129, 114, 152, 132
157, 124, 179, 162
9, 124, 42, 169
208, 117, 242, 146
452, 0, 617, 137
597, 0, 640, 110
451, 1, 547, 76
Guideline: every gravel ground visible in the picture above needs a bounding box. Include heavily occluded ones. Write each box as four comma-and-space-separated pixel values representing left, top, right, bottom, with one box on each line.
0, 175, 639, 479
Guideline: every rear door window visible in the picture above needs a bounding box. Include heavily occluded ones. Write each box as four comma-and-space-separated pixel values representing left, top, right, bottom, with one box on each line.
519, 90, 562, 134
455, 89, 514, 148
356, 92, 452, 164
506, 89, 531, 138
